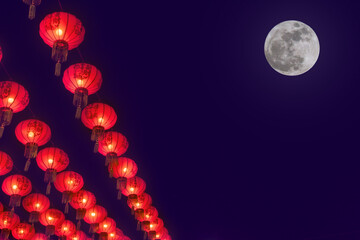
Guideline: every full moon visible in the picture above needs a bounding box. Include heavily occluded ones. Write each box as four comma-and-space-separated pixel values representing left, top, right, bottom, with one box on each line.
264, 20, 320, 76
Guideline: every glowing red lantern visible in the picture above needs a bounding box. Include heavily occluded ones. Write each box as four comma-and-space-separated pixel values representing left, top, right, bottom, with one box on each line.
99, 131, 128, 167
39, 208, 65, 236
22, 0, 41, 20
143, 218, 164, 240
127, 193, 152, 221
83, 205, 107, 233
127, 193, 152, 219
136, 206, 158, 231
160, 234, 171, 240
15, 119, 51, 171
70, 190, 96, 226
36, 147, 69, 195
55, 220, 76, 239
30, 233, 47, 240
81, 103, 117, 152
0, 211, 20, 239
97, 217, 116, 240
0, 151, 13, 176
2, 174, 32, 209
0, 81, 29, 138
12, 223, 35, 240
39, 12, 85, 76
154, 228, 168, 240
67, 230, 88, 240
120, 176, 146, 202
22, 193, 50, 223
108, 228, 123, 240
54, 171, 84, 213
109, 157, 138, 199
63, 63, 102, 119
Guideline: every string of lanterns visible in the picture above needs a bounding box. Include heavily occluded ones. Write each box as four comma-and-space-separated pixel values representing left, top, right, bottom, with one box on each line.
0, 1, 173, 239
0, 60, 132, 240
0, 147, 132, 240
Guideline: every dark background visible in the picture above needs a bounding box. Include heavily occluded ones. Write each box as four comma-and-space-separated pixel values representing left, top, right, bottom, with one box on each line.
1, 0, 360, 239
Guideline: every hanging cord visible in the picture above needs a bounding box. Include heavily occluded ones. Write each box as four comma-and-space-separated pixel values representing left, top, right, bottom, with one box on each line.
57, 0, 64, 11
76, 48, 85, 63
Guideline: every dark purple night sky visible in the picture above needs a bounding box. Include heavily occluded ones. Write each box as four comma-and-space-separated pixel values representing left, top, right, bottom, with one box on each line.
1, 0, 360, 239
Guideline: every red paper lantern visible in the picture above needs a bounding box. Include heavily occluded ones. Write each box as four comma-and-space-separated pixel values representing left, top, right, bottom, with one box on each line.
30, 233, 47, 240
39, 12, 85, 76
67, 230, 88, 240
39, 208, 65, 236
155, 228, 168, 240
0, 151, 13, 176
81, 103, 117, 152
0, 81, 29, 138
54, 171, 84, 214
143, 218, 164, 240
127, 193, 152, 219
2, 175, 32, 209
36, 147, 69, 195
11, 223, 35, 240
70, 189, 96, 225
97, 217, 116, 240
160, 234, 171, 240
108, 228, 123, 240
55, 220, 76, 238
136, 206, 158, 231
0, 211, 20, 239
120, 176, 146, 202
109, 157, 138, 199
15, 119, 51, 171
99, 131, 128, 167
63, 63, 102, 119
22, 193, 50, 223
83, 205, 107, 233
22, 0, 41, 20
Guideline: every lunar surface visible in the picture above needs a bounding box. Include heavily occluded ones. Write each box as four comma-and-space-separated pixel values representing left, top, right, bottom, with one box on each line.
264, 20, 320, 76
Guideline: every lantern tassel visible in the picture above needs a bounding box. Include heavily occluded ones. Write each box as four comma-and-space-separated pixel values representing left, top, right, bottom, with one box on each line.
75, 106, 82, 119
46, 182, 51, 195
0, 126, 4, 138
55, 62, 61, 76
28, 4, 36, 20
77, 220, 81, 230
144, 232, 147, 240
10, 195, 21, 208
93, 140, 99, 153
45, 225, 55, 236
29, 211, 40, 223
131, 207, 134, 215
1, 229, 10, 239
137, 221, 140, 231
24, 158, 31, 171
117, 190, 122, 200
116, 178, 120, 189
108, 167, 114, 178
65, 202, 69, 214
